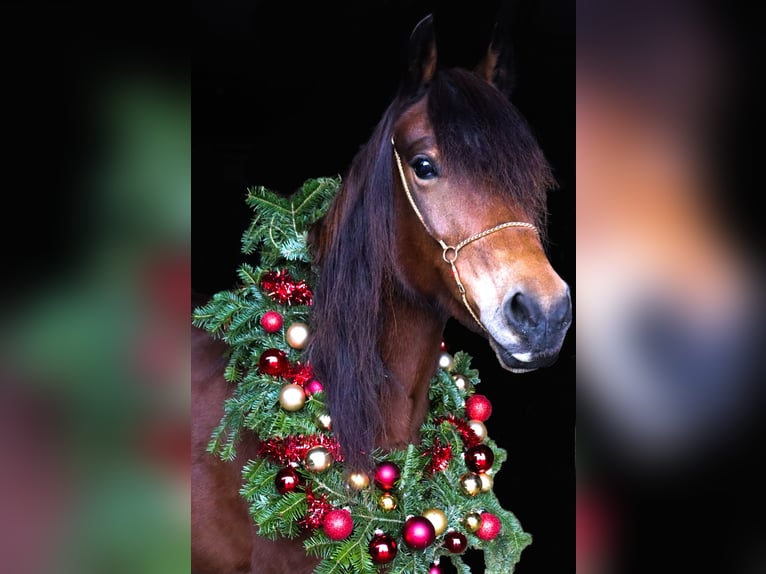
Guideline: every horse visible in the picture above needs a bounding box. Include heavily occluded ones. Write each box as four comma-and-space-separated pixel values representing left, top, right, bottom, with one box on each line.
192, 14, 571, 574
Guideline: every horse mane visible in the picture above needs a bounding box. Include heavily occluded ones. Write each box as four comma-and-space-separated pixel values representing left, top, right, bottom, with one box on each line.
307, 67, 554, 471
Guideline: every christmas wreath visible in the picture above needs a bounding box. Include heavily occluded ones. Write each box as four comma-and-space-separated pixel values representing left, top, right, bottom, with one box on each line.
192, 177, 531, 573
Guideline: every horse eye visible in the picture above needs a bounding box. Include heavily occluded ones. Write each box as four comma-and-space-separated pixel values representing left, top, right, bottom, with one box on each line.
411, 156, 438, 180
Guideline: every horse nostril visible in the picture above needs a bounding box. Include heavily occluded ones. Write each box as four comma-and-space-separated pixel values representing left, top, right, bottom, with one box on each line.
504, 292, 542, 335
555, 288, 573, 329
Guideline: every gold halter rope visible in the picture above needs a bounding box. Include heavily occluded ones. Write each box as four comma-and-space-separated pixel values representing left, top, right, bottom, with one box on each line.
391, 138, 537, 331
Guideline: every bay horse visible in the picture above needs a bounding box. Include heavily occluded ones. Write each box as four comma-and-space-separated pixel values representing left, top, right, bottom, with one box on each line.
192, 14, 571, 574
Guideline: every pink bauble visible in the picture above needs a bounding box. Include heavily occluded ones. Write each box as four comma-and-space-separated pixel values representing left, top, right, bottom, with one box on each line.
322, 508, 354, 541
403, 516, 436, 549
465, 394, 492, 421
260, 310, 283, 333
476, 512, 502, 540
305, 378, 324, 395
373, 461, 401, 491
429, 564, 443, 574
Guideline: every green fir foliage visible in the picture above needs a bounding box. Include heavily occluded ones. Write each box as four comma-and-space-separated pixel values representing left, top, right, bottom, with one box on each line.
192, 177, 531, 573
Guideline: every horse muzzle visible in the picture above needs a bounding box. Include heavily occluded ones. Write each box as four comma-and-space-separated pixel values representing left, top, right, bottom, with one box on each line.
489, 286, 572, 373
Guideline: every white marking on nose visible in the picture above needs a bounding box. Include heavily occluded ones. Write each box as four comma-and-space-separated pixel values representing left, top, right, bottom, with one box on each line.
512, 352, 533, 362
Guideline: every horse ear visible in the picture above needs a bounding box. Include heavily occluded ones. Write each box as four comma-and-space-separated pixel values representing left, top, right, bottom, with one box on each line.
475, 21, 516, 98
407, 14, 438, 89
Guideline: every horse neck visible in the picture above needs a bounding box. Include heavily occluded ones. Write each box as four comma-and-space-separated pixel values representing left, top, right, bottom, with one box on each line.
377, 291, 446, 449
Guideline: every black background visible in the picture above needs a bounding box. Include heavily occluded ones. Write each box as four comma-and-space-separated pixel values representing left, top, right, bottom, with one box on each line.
193, 1, 573, 572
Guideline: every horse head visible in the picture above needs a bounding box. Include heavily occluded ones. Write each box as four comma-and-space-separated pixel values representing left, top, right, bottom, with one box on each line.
391, 15, 572, 372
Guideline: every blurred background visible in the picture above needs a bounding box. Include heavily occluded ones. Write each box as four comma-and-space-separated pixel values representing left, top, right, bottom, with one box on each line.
577, 1, 766, 573
0, 3, 190, 574
193, 1, 572, 573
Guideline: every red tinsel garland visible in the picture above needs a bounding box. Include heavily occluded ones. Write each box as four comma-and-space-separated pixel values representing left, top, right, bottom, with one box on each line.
258, 434, 344, 465
423, 438, 453, 475
434, 415, 483, 448
300, 486, 333, 530
260, 269, 313, 306
284, 362, 314, 387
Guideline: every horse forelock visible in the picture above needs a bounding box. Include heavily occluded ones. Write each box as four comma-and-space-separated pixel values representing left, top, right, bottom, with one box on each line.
427, 68, 555, 236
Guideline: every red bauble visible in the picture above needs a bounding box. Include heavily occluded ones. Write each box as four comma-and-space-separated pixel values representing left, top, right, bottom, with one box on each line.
429, 564, 443, 574
403, 516, 436, 549
274, 466, 302, 495
443, 530, 468, 554
259, 348, 289, 377
260, 310, 283, 333
465, 394, 492, 421
464, 444, 495, 473
373, 461, 401, 491
322, 508, 354, 540
476, 512, 502, 540
369, 532, 397, 564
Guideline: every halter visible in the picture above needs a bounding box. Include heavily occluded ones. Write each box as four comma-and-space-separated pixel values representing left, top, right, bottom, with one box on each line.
391, 138, 537, 331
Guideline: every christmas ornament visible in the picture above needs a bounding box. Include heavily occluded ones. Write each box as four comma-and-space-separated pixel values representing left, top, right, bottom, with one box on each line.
378, 492, 398, 511
301, 486, 332, 530
274, 466, 302, 495
284, 362, 314, 386
465, 444, 495, 473
260, 310, 283, 333
467, 419, 488, 442
428, 563, 443, 574
369, 532, 397, 564
444, 530, 468, 554
304, 446, 333, 472
424, 439, 453, 474
479, 472, 494, 492
452, 374, 469, 391
464, 512, 482, 533
257, 434, 342, 466
286, 321, 310, 349
345, 471, 370, 491
465, 394, 492, 421
258, 348, 289, 377
373, 461, 401, 491
476, 512, 502, 540
423, 508, 448, 536
305, 378, 324, 395
315, 412, 332, 431
322, 508, 354, 540
260, 269, 313, 306
403, 516, 436, 549
459, 472, 482, 497
438, 351, 455, 371
279, 383, 306, 411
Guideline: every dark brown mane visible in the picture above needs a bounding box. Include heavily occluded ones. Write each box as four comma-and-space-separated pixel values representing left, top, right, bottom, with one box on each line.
307, 68, 554, 470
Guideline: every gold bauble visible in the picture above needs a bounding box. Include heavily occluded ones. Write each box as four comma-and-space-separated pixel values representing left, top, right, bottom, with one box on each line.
479, 472, 494, 492
345, 471, 370, 491
467, 419, 488, 441
452, 374, 469, 391
315, 412, 332, 431
423, 508, 448, 536
304, 446, 333, 472
438, 351, 455, 371
464, 512, 481, 533
459, 472, 482, 497
378, 492, 398, 511
286, 322, 311, 349
278, 383, 306, 411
